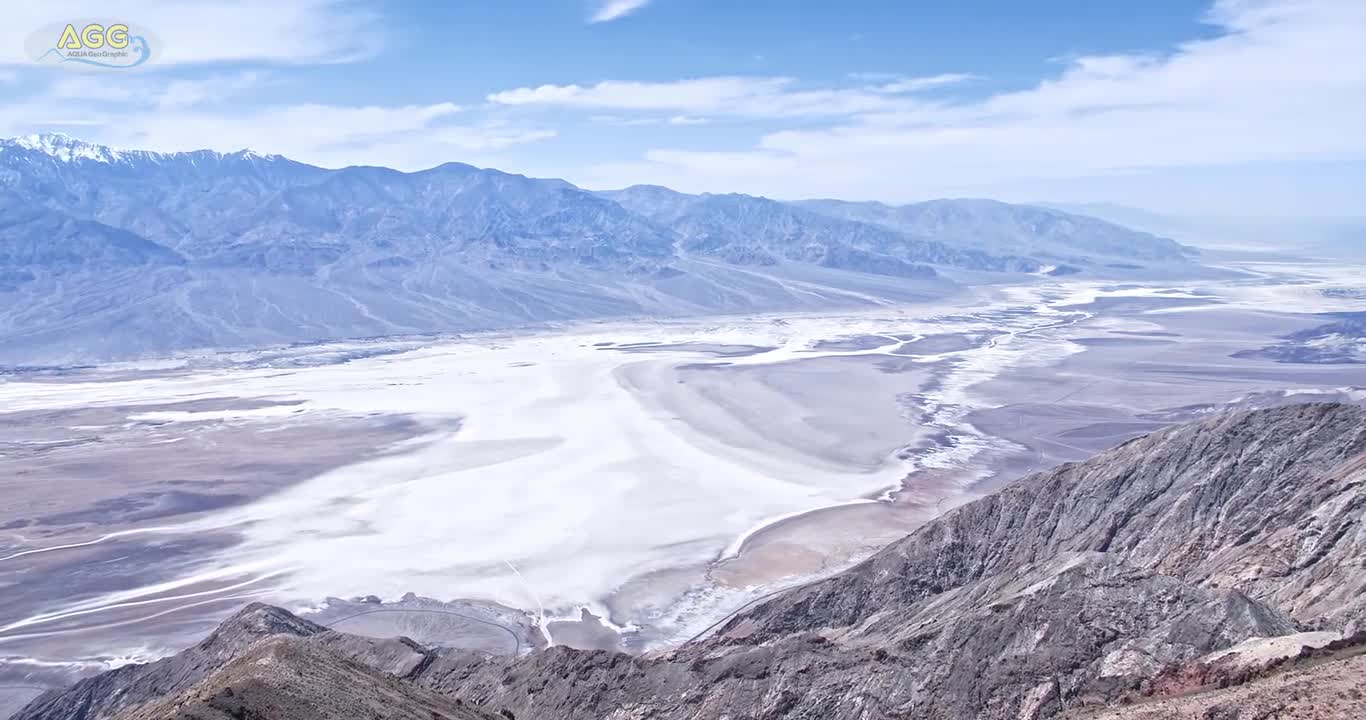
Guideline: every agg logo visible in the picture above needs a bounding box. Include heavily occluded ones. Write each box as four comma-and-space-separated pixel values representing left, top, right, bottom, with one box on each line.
27, 20, 157, 71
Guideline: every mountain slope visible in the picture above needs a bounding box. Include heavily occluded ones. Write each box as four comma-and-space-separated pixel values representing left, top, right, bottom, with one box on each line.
604, 186, 1044, 273
1070, 638, 1366, 719
0, 188, 186, 278
17, 403, 1365, 720
798, 197, 1193, 266
12, 604, 329, 720
410, 403, 1365, 719
0, 134, 1207, 364
114, 636, 501, 720
13, 603, 503, 720
728, 402, 1366, 643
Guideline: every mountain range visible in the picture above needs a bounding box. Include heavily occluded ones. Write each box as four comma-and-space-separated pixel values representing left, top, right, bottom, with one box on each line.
0, 133, 1198, 365
14, 402, 1365, 719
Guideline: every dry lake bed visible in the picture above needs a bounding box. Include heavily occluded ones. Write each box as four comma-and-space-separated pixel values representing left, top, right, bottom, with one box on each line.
2, 260, 1363, 715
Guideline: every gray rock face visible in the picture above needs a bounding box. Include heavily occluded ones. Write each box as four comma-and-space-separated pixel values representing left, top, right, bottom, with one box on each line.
731, 403, 1366, 640
416, 403, 1366, 719
114, 635, 502, 720
10, 604, 490, 720
408, 554, 1301, 720
1064, 627, 1366, 719
11, 604, 327, 720
19, 404, 1361, 720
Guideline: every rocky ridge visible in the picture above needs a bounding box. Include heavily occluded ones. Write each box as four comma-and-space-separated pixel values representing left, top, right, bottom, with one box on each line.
13, 403, 1364, 720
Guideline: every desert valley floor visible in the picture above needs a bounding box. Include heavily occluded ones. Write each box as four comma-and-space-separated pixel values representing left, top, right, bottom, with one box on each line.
1, 259, 1363, 715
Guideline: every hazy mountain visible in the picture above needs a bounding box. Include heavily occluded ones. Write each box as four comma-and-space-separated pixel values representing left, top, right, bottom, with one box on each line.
797, 197, 1193, 266
0, 193, 186, 272
0, 135, 671, 272
16, 403, 1365, 720
1, 134, 1201, 364
1042, 202, 1366, 262
603, 186, 1044, 273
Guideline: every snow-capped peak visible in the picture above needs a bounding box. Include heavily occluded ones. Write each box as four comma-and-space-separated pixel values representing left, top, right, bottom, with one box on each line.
7, 133, 129, 163
1, 133, 283, 165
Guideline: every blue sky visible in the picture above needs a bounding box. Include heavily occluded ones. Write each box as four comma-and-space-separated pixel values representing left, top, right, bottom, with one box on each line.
2, 0, 1363, 218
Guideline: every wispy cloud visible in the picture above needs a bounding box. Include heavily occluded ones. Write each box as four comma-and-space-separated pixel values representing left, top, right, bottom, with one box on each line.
1, 0, 553, 171
488, 75, 951, 118
1, 85, 553, 171
0, 0, 383, 66
156, 71, 268, 110
578, 0, 1366, 207
44, 71, 267, 110
588, 114, 710, 127
869, 73, 975, 94
589, 0, 652, 23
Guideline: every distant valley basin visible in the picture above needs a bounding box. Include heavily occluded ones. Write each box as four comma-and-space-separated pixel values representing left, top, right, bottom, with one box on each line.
1, 260, 1363, 713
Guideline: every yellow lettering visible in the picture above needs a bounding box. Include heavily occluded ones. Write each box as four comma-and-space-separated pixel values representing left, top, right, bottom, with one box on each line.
107, 23, 129, 50
56, 23, 82, 49
81, 24, 105, 49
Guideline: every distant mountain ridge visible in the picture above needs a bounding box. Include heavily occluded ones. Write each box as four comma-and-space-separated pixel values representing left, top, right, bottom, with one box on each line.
797, 197, 1193, 264
0, 134, 1198, 364
600, 185, 1045, 274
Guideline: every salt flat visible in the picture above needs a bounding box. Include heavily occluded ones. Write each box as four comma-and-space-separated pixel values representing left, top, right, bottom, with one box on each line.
2, 262, 1364, 692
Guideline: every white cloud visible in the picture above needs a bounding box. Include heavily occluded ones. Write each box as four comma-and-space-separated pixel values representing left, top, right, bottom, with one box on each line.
47, 75, 142, 103
157, 71, 266, 110
848, 72, 976, 94
589, 0, 651, 23
0, 0, 556, 173
42, 71, 266, 109
577, 0, 1366, 210
588, 114, 709, 127
281, 122, 559, 170
871, 73, 975, 94
1, 0, 382, 66
589, 114, 659, 127
427, 126, 559, 152
103, 103, 467, 161
33, 118, 107, 127
0, 92, 558, 171
488, 76, 946, 118
4, 0, 1360, 217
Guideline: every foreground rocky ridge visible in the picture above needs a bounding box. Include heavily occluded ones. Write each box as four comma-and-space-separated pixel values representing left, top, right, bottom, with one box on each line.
115, 635, 505, 720
1067, 632, 1366, 719
15, 403, 1365, 720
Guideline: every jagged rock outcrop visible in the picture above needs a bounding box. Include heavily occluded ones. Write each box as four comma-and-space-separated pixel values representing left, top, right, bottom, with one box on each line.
15, 403, 1365, 720
11, 604, 328, 720
1068, 632, 1366, 719
410, 554, 1301, 719
725, 401, 1366, 641
115, 636, 501, 720
13, 604, 495, 720
408, 403, 1364, 719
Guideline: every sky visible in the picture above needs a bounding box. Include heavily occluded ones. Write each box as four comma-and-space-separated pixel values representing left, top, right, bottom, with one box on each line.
1, 0, 1363, 218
